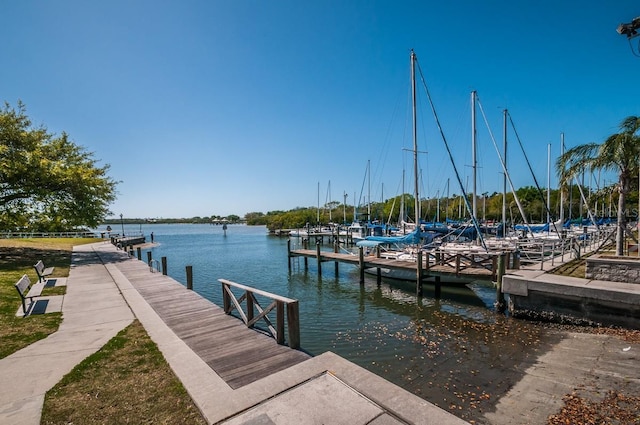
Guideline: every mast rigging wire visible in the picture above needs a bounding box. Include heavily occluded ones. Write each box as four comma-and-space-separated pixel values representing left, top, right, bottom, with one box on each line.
506, 111, 561, 237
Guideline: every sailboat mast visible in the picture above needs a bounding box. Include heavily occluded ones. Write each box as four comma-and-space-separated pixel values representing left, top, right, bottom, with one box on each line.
471, 90, 478, 224
327, 180, 332, 222
343, 191, 347, 224
446, 178, 450, 221
411, 50, 420, 226
367, 159, 371, 221
400, 170, 405, 224
547, 144, 551, 224
317, 181, 320, 224
560, 133, 565, 224
502, 109, 507, 237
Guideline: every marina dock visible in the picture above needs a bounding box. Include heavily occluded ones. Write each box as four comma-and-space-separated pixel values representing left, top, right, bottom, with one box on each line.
288, 241, 501, 296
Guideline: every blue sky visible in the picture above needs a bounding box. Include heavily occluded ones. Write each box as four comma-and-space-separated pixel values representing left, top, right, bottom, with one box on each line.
1, 1, 638, 219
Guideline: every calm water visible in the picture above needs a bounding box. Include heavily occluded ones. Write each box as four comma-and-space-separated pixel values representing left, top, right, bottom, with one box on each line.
104, 223, 558, 423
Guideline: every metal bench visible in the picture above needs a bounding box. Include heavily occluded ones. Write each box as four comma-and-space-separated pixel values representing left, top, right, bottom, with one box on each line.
14, 274, 45, 316
33, 260, 54, 283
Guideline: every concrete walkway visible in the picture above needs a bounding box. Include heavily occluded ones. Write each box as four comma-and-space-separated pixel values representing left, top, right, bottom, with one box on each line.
0, 242, 468, 425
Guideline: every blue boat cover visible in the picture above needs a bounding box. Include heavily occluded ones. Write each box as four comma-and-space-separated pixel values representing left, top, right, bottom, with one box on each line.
356, 228, 422, 247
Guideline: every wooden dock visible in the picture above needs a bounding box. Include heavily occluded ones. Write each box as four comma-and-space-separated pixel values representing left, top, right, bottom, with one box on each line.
113, 256, 310, 389
288, 241, 505, 296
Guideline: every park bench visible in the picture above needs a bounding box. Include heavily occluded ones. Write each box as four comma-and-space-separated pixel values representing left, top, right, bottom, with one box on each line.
14, 274, 45, 316
33, 260, 54, 283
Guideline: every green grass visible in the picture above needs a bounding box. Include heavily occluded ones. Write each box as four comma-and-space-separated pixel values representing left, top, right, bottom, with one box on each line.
41, 320, 206, 425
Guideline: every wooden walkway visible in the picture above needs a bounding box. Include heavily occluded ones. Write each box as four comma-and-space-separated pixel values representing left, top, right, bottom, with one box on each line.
289, 248, 497, 282
114, 257, 311, 389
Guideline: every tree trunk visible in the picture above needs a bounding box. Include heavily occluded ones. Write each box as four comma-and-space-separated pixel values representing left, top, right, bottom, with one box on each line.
616, 174, 629, 256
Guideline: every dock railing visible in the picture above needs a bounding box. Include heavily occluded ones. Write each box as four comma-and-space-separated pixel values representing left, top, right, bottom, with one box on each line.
515, 227, 616, 270
218, 278, 300, 349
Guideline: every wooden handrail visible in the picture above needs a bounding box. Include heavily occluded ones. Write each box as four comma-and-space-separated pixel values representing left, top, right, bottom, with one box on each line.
218, 278, 300, 349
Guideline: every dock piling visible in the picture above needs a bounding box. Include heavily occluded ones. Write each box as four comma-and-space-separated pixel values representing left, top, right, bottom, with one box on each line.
186, 265, 193, 290
376, 245, 382, 284
316, 241, 322, 277
358, 246, 365, 284
287, 239, 292, 272
416, 250, 423, 297
495, 253, 506, 313
161, 256, 167, 276
303, 239, 308, 269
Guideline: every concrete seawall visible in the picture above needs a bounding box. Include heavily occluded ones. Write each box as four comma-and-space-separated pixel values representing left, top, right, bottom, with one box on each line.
502, 269, 640, 329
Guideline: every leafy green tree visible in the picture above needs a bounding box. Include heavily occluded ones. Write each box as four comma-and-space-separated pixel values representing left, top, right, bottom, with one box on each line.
0, 101, 118, 231
226, 214, 241, 223
556, 116, 640, 255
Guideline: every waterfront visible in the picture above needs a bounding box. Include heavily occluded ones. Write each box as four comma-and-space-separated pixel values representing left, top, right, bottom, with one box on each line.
104, 223, 566, 423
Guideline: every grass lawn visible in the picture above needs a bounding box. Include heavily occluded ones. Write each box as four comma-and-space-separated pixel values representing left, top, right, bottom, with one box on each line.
41, 320, 206, 425
0, 238, 95, 358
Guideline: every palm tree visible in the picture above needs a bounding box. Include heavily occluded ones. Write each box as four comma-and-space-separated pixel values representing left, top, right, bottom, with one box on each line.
556, 116, 640, 255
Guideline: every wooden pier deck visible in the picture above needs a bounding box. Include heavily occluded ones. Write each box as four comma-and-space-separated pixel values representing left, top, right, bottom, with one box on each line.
113, 256, 310, 389
289, 247, 497, 283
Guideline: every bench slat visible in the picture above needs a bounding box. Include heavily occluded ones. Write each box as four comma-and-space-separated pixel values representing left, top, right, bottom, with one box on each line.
26, 281, 45, 299
15, 275, 31, 295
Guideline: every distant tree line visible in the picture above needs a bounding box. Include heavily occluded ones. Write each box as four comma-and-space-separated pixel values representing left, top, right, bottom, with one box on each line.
244, 182, 637, 232
103, 215, 243, 225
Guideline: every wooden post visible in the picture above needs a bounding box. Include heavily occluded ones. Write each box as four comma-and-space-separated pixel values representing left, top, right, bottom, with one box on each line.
303, 239, 308, 269
316, 241, 322, 277
455, 254, 461, 276
375, 245, 381, 283
222, 282, 230, 313
495, 253, 506, 313
434, 275, 441, 299
136, 247, 142, 260
246, 292, 254, 327
416, 250, 423, 297
161, 256, 167, 276
334, 241, 339, 276
146, 251, 152, 266
186, 265, 193, 290
276, 301, 285, 345
513, 250, 520, 269
287, 301, 300, 349
287, 239, 292, 272
491, 255, 498, 281
359, 246, 365, 284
